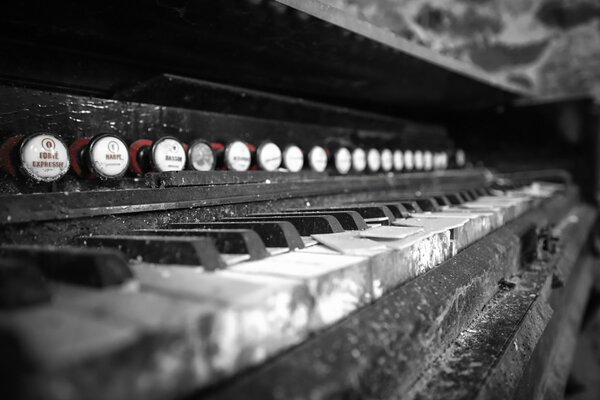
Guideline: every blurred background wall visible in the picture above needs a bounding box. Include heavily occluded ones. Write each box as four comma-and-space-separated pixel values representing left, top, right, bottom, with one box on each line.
322, 0, 600, 100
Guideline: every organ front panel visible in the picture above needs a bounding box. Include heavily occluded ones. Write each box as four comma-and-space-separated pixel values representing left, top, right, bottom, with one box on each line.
0, 2, 598, 400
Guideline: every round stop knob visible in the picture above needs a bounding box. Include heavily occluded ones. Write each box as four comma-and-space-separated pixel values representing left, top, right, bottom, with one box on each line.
256, 141, 282, 171
367, 148, 381, 173
332, 147, 352, 175
393, 150, 404, 171
404, 150, 414, 171
456, 149, 466, 168
352, 148, 367, 173
152, 137, 186, 172
4, 133, 71, 182
187, 140, 216, 171
380, 148, 393, 172
414, 150, 424, 170
224, 141, 252, 171
423, 151, 433, 171
282, 144, 304, 172
129, 136, 187, 174
71, 134, 129, 179
307, 146, 328, 173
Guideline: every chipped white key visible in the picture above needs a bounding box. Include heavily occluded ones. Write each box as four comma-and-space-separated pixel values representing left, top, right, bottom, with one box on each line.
312, 231, 389, 255
132, 264, 312, 377
229, 251, 372, 328
395, 216, 469, 254
411, 212, 491, 250
307, 232, 398, 300
358, 225, 424, 240
369, 220, 454, 295
50, 283, 217, 392
466, 196, 532, 220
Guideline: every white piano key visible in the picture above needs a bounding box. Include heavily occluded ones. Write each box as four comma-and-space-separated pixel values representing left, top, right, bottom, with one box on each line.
395, 215, 470, 252
50, 283, 217, 391
358, 225, 424, 240
312, 232, 389, 255
297, 244, 341, 255
229, 251, 372, 328
412, 211, 493, 249
372, 230, 452, 294
131, 264, 312, 376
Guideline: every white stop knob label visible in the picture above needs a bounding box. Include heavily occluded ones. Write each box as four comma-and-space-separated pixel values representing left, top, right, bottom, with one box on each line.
393, 150, 404, 171
334, 147, 352, 175
89, 135, 129, 178
225, 141, 252, 171
152, 137, 186, 172
414, 150, 424, 170
367, 148, 381, 172
308, 146, 328, 172
20, 134, 70, 182
456, 149, 466, 167
257, 142, 282, 171
188, 141, 215, 171
352, 148, 366, 172
283, 145, 304, 172
423, 151, 433, 171
404, 150, 414, 171
380, 148, 393, 172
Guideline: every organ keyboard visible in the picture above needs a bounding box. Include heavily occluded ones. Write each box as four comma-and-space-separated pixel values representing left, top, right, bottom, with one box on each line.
1, 1, 599, 400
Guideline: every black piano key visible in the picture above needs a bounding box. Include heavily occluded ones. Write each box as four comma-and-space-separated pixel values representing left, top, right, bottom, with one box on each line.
133, 229, 269, 260
379, 203, 410, 219
169, 221, 305, 250
251, 211, 368, 231
223, 215, 344, 235
460, 190, 474, 202
466, 189, 479, 199
475, 188, 489, 197
433, 195, 451, 206
0, 258, 51, 310
446, 193, 466, 205
352, 202, 410, 219
80, 235, 226, 271
0, 245, 133, 288
291, 205, 395, 225
400, 201, 423, 213
411, 198, 440, 212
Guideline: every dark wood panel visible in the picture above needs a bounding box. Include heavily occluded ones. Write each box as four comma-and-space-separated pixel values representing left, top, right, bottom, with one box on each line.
0, 0, 525, 114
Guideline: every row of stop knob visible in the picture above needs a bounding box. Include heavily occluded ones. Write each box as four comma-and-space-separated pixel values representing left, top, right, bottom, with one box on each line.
0, 133, 466, 183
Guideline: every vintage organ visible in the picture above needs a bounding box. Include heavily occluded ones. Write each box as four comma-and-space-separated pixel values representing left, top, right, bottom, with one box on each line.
0, 1, 599, 400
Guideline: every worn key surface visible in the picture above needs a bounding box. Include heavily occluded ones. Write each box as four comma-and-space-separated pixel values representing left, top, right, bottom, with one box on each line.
229, 251, 372, 328
132, 264, 313, 374
50, 282, 219, 392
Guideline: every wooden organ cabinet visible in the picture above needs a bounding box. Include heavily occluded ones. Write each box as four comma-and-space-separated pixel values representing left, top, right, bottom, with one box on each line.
0, 1, 599, 400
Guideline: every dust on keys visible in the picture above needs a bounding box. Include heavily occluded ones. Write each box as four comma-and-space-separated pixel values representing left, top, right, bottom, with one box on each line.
0, 181, 563, 400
